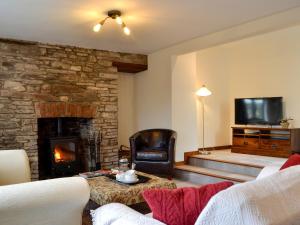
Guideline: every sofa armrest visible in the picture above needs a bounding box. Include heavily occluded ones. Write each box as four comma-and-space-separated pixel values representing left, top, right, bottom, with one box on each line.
0, 149, 31, 185
91, 203, 165, 225
0, 177, 90, 225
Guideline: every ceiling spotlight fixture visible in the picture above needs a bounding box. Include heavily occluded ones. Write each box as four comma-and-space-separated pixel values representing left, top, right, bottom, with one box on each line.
93, 10, 130, 35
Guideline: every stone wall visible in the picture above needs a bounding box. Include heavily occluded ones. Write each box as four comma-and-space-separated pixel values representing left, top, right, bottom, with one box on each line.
0, 38, 147, 179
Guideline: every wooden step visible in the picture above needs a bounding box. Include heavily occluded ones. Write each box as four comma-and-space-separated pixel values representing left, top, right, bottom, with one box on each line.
175, 164, 256, 183
188, 157, 261, 177
189, 150, 286, 168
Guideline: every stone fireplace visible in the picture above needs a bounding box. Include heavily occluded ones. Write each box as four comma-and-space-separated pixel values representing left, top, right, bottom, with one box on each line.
0, 38, 147, 180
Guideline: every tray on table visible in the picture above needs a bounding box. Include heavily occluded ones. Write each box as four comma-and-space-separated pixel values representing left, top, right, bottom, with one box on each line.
106, 174, 151, 185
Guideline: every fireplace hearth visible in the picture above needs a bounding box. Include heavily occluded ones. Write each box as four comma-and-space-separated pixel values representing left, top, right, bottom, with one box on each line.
38, 117, 96, 179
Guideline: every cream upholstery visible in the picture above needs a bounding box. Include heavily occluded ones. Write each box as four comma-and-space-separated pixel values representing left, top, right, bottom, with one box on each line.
0, 177, 90, 225
0, 149, 31, 185
0, 149, 90, 225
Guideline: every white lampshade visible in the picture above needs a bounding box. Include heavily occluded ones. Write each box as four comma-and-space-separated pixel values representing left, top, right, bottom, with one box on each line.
196, 85, 212, 97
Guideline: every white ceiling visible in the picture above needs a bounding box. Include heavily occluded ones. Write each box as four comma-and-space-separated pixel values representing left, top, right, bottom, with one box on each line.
0, 0, 300, 54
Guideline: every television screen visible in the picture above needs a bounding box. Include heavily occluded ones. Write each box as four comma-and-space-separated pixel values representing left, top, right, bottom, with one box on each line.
235, 97, 283, 125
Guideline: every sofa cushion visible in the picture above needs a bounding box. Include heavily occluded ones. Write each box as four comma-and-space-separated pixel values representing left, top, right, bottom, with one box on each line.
136, 150, 168, 161
142, 181, 233, 225
195, 165, 300, 225
280, 153, 300, 170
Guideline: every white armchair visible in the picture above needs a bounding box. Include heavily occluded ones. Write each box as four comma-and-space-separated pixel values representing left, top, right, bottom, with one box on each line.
0, 149, 90, 225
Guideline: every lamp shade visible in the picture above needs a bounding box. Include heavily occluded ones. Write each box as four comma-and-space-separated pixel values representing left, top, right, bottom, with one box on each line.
196, 85, 212, 97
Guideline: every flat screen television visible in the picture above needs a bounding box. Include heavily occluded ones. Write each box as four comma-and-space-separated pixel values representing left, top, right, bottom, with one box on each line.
235, 97, 283, 125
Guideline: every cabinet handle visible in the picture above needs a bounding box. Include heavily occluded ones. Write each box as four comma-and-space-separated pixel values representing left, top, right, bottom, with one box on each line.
244, 141, 248, 145
271, 144, 278, 149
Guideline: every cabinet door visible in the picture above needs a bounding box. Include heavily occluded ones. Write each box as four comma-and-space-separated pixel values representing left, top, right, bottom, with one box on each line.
233, 137, 259, 149
260, 139, 290, 151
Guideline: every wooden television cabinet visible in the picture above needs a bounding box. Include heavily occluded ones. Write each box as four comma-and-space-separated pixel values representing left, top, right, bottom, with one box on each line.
231, 126, 300, 157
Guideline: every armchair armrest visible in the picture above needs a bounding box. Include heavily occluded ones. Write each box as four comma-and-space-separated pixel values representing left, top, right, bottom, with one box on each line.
167, 132, 177, 162
0, 177, 90, 225
130, 132, 144, 159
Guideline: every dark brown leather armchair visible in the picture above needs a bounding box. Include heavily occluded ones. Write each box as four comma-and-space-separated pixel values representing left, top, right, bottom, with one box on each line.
130, 129, 176, 177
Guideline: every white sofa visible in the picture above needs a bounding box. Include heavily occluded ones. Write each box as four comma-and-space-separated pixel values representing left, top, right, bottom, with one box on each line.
92, 165, 300, 225
0, 149, 90, 225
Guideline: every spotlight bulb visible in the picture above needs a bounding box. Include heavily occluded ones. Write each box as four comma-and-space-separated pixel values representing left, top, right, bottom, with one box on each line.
93, 23, 101, 32
123, 26, 130, 35
116, 16, 123, 25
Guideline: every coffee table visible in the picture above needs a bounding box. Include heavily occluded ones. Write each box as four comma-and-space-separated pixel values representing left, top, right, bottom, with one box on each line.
86, 171, 176, 206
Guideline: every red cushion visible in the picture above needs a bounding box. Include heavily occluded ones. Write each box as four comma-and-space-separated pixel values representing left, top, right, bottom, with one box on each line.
280, 153, 300, 170
142, 181, 233, 225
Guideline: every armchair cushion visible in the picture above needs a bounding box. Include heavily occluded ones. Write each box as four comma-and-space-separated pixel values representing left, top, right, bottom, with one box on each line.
136, 150, 168, 161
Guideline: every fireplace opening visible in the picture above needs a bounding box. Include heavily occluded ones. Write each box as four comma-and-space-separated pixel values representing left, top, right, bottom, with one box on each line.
38, 117, 98, 179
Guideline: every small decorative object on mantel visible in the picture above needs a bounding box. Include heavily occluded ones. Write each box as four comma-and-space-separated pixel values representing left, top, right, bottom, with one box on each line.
280, 118, 293, 128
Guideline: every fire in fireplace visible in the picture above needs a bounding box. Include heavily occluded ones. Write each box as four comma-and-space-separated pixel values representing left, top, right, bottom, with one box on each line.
54, 145, 75, 163
49, 136, 79, 177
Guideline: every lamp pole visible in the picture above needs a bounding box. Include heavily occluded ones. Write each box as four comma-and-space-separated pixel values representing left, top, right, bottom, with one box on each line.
196, 85, 212, 155
202, 98, 205, 152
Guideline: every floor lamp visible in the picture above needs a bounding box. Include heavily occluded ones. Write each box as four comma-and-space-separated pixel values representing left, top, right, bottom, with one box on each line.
196, 85, 212, 155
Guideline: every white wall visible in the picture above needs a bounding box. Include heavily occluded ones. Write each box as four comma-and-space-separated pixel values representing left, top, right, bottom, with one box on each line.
196, 48, 231, 147
171, 53, 199, 160
134, 7, 300, 161
190, 24, 300, 145
135, 52, 172, 130
118, 73, 135, 146
226, 25, 300, 128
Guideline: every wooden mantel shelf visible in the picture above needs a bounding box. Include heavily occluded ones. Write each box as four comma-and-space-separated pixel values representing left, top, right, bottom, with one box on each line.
112, 61, 148, 73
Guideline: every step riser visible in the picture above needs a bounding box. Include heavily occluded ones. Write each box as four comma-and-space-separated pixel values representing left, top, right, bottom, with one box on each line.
174, 169, 241, 185
188, 157, 261, 177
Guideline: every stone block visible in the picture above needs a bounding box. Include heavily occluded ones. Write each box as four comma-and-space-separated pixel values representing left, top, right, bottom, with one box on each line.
70, 65, 82, 71
4, 80, 26, 91
98, 73, 118, 80
59, 96, 69, 102
105, 104, 117, 112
